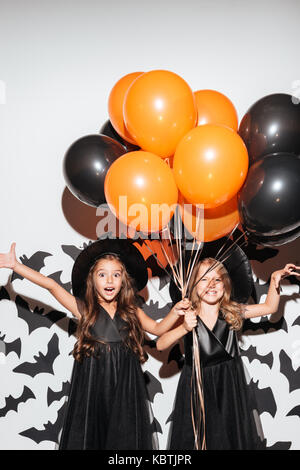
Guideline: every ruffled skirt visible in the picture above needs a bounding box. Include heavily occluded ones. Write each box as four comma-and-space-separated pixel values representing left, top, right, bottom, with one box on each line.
169, 356, 265, 450
59, 342, 155, 450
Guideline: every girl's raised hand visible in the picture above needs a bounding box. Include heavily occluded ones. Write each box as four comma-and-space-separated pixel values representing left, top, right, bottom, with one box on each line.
183, 309, 197, 332
173, 298, 192, 316
0, 243, 17, 270
272, 263, 300, 289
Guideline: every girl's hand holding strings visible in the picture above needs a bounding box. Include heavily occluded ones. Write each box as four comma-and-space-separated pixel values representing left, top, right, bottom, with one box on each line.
0, 243, 17, 270
173, 298, 192, 316
183, 309, 197, 332
272, 263, 300, 289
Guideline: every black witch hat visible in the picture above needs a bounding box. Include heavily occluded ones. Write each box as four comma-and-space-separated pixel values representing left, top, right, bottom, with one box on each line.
72, 238, 148, 300
169, 236, 254, 305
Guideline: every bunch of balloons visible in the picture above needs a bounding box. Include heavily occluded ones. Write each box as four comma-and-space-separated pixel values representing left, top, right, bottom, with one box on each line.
63, 70, 299, 248
238, 94, 300, 247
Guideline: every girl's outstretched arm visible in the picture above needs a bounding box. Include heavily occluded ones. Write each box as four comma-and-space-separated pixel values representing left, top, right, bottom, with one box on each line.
156, 310, 197, 351
137, 298, 193, 337
0, 243, 81, 319
244, 263, 300, 319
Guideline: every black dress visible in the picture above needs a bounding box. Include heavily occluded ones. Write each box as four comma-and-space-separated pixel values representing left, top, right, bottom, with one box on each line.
169, 314, 265, 450
59, 305, 155, 450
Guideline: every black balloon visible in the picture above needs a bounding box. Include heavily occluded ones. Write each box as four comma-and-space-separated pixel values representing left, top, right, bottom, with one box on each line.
238, 153, 300, 237
63, 134, 125, 207
248, 224, 300, 248
99, 120, 139, 153
239, 93, 300, 165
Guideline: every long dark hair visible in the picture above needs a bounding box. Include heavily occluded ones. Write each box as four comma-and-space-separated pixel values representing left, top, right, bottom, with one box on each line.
73, 254, 148, 363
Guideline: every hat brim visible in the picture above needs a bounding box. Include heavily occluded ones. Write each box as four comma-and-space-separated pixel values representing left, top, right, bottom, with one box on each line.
169, 237, 254, 304
72, 238, 148, 300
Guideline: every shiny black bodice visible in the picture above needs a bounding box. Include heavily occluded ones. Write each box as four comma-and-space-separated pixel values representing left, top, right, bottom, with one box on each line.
184, 314, 241, 368
90, 305, 129, 343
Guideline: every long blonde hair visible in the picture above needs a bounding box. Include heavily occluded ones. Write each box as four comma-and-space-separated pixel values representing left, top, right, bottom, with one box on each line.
73, 254, 147, 363
189, 257, 243, 330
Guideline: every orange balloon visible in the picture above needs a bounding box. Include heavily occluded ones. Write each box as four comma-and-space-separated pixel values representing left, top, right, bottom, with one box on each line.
108, 72, 143, 145
123, 70, 197, 158
179, 193, 240, 242
104, 151, 178, 233
173, 124, 249, 208
194, 89, 238, 131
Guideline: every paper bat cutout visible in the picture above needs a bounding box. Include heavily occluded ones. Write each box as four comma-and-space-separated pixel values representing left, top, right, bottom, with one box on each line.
11, 251, 52, 282
243, 315, 288, 335
15, 295, 66, 334
0, 386, 35, 418
19, 402, 66, 444
167, 343, 184, 370
47, 271, 72, 293
267, 441, 291, 450
61, 243, 91, 262
142, 299, 173, 321
13, 333, 60, 378
144, 370, 163, 403
47, 382, 70, 406
292, 316, 300, 327
286, 405, 300, 418
251, 277, 270, 304
0, 333, 21, 358
166, 410, 174, 425
248, 379, 277, 417
0, 286, 10, 301
68, 318, 78, 337
286, 274, 300, 293
151, 417, 162, 435
279, 349, 300, 393
241, 344, 274, 370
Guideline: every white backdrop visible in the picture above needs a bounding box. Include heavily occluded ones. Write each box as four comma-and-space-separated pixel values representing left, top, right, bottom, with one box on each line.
0, 0, 300, 450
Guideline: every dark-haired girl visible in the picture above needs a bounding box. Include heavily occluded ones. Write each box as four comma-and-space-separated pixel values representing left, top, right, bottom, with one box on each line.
0, 240, 188, 450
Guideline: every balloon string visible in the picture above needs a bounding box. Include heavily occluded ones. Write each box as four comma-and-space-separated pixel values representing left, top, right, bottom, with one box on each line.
191, 329, 206, 450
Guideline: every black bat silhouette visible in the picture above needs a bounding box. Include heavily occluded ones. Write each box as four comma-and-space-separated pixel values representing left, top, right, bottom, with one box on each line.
142, 299, 173, 321
241, 344, 274, 370
167, 343, 184, 370
151, 417, 162, 435
0, 333, 21, 358
248, 379, 277, 418
279, 349, 300, 393
0, 286, 10, 301
292, 316, 300, 327
286, 274, 300, 293
144, 370, 163, 403
243, 316, 288, 335
251, 277, 271, 304
47, 271, 72, 293
47, 382, 70, 407
68, 318, 78, 337
61, 242, 92, 262
267, 441, 291, 450
13, 333, 60, 378
19, 402, 66, 444
166, 410, 174, 425
286, 405, 300, 418
15, 295, 66, 334
0, 386, 35, 418
11, 251, 52, 282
